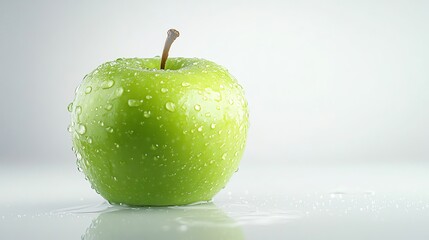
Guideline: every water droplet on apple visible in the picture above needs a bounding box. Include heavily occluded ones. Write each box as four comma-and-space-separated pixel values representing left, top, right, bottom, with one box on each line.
67, 125, 72, 133
222, 153, 227, 160
105, 104, 113, 111
214, 93, 222, 102
106, 126, 114, 133
194, 104, 201, 111
87, 137, 93, 144
76, 152, 82, 160
181, 82, 190, 87
101, 80, 115, 89
161, 88, 168, 93
165, 102, 176, 112
197, 126, 203, 132
146, 95, 152, 99
76, 124, 86, 135
75, 106, 82, 115
128, 99, 142, 107
98, 121, 104, 126
67, 102, 73, 112
210, 123, 216, 129
114, 143, 120, 148
239, 124, 245, 132
85, 86, 92, 94
143, 111, 151, 118
115, 87, 124, 97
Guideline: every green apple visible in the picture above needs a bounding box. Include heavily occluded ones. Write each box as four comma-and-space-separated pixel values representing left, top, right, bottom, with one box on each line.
69, 30, 249, 206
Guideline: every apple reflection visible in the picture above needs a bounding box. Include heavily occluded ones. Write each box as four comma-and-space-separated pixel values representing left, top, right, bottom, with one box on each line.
82, 203, 243, 240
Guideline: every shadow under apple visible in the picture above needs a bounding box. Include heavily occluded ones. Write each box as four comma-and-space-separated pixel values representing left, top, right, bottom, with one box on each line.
82, 203, 244, 240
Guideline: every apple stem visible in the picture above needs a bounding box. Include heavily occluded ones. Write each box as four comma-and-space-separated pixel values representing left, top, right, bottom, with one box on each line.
160, 29, 180, 70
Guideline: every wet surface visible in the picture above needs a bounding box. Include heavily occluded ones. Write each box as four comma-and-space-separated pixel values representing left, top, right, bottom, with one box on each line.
1, 162, 429, 239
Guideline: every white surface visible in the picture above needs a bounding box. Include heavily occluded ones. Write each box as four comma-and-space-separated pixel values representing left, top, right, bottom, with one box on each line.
2, 162, 429, 239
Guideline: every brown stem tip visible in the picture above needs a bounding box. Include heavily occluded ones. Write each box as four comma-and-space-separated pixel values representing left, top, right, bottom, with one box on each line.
160, 29, 180, 70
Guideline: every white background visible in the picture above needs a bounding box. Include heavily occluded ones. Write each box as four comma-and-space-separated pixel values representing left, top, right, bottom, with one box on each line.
1, 0, 428, 165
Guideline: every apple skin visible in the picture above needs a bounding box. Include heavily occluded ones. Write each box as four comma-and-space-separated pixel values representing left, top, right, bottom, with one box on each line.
69, 57, 249, 206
